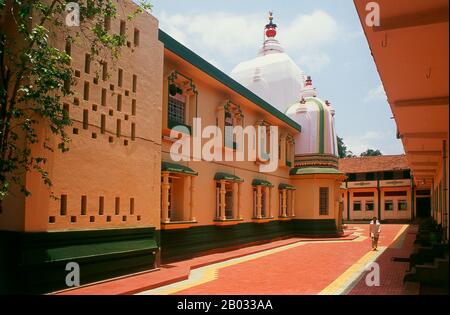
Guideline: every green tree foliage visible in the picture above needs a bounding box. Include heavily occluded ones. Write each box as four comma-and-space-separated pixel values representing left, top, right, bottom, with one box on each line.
337, 136, 356, 158
360, 149, 383, 157
0, 0, 152, 210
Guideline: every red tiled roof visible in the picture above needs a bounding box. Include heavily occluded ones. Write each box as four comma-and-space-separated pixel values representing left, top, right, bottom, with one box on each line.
338, 155, 409, 174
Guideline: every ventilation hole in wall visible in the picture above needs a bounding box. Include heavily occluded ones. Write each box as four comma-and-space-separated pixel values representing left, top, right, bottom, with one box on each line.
127, 41, 131, 48
92, 104, 98, 111
81, 195, 87, 215
120, 20, 126, 36
101, 88, 107, 106
60, 194, 67, 216
65, 40, 72, 56
109, 136, 114, 143
75, 70, 81, 78
124, 140, 129, 146
102, 62, 108, 81
117, 94, 122, 111
99, 196, 104, 215
93, 77, 99, 85
125, 90, 130, 97
63, 103, 70, 115
71, 216, 77, 223
64, 79, 71, 94
106, 216, 111, 222
104, 16, 111, 31
115, 197, 120, 215
122, 216, 127, 222
83, 109, 89, 129
73, 128, 79, 135
90, 216, 95, 223
132, 75, 137, 93
109, 109, 114, 116
92, 133, 97, 139
118, 69, 123, 87
49, 216, 55, 224
134, 29, 140, 46
137, 215, 141, 221
101, 115, 106, 134
124, 114, 129, 121
130, 198, 135, 215
131, 123, 136, 141
83, 81, 90, 101
110, 84, 114, 91
116, 119, 121, 137
84, 54, 91, 74
131, 99, 136, 115
74, 97, 79, 106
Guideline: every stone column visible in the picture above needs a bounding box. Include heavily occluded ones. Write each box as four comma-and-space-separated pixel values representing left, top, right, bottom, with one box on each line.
268, 187, 273, 218
282, 189, 287, 217
232, 182, 239, 219
291, 190, 296, 217
219, 180, 227, 220
189, 176, 196, 221
256, 186, 262, 219
238, 183, 242, 219
161, 172, 171, 223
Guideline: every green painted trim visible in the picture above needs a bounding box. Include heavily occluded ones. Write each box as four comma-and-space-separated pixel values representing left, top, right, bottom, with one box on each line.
0, 228, 159, 294
252, 179, 274, 187
279, 183, 296, 191
158, 30, 302, 132
290, 167, 344, 176
162, 161, 198, 176
214, 172, 244, 183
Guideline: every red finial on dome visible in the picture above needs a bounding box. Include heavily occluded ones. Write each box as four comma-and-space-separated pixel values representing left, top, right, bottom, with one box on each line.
305, 76, 313, 86
265, 11, 277, 38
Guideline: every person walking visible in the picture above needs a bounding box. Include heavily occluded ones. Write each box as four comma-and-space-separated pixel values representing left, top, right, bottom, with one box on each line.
369, 217, 381, 251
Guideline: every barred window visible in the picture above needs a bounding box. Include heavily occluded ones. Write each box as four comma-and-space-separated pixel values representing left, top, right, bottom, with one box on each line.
319, 187, 329, 215
168, 95, 186, 125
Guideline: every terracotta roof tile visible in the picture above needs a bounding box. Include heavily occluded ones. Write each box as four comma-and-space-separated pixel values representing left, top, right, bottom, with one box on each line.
338, 155, 409, 174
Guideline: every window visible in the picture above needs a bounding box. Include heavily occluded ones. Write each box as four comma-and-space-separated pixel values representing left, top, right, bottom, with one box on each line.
398, 200, 408, 211
385, 191, 407, 197
353, 201, 362, 211
356, 173, 366, 181
365, 201, 375, 211
216, 181, 236, 220
168, 94, 186, 127
252, 186, 269, 218
120, 20, 126, 36
353, 192, 375, 197
319, 187, 329, 215
385, 200, 394, 211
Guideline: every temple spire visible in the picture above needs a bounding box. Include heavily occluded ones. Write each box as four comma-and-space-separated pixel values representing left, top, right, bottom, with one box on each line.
260, 11, 284, 56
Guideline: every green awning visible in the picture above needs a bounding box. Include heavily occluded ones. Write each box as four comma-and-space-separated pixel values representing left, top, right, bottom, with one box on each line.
252, 179, 274, 187
279, 183, 296, 191
162, 162, 198, 176
214, 172, 244, 183
290, 167, 345, 176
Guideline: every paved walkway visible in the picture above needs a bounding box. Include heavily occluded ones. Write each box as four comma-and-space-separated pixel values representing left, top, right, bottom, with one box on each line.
57, 224, 414, 295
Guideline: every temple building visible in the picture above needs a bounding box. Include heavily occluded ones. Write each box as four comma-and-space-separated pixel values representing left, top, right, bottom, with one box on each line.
0, 0, 435, 294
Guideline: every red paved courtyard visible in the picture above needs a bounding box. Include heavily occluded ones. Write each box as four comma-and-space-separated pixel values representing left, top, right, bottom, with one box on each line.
59, 224, 414, 295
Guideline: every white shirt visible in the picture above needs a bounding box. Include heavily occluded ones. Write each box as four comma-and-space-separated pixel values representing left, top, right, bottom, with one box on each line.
370, 221, 381, 237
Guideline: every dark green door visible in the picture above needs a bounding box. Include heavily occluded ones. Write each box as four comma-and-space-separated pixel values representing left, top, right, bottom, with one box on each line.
416, 197, 431, 218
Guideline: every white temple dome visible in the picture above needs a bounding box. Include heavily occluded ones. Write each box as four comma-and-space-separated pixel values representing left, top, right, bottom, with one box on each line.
286, 77, 339, 157
230, 13, 306, 113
